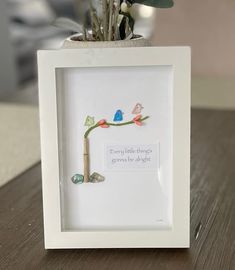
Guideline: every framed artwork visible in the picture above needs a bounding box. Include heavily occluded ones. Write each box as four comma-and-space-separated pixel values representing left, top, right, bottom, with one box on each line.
38, 47, 191, 249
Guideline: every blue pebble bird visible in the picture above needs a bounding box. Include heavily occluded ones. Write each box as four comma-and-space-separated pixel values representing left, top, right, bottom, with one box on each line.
113, 110, 124, 122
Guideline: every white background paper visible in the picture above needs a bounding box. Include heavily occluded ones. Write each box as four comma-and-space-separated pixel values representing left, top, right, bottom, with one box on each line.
57, 65, 173, 230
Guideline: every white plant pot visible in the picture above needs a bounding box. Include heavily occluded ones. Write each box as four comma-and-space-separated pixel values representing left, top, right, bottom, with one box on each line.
62, 34, 151, 49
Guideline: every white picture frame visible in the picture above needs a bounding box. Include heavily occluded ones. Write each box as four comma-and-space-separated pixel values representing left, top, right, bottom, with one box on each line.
38, 47, 191, 249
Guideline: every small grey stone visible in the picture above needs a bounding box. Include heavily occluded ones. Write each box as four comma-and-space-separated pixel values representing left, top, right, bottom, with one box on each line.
89, 172, 105, 183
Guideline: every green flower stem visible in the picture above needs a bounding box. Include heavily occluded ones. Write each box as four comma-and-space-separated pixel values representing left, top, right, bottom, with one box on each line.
84, 123, 100, 138
84, 116, 149, 138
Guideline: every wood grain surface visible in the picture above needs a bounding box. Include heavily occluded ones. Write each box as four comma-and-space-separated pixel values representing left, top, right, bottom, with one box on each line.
0, 109, 235, 270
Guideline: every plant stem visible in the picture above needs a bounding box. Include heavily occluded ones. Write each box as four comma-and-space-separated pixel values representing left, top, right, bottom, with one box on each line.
89, 2, 104, 41
102, 0, 108, 40
93, 12, 104, 40
108, 0, 114, 40
84, 116, 149, 138
114, 0, 120, 39
84, 123, 100, 138
83, 25, 87, 41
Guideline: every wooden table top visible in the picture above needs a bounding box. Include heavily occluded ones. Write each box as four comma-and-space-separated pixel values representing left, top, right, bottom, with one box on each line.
0, 109, 235, 270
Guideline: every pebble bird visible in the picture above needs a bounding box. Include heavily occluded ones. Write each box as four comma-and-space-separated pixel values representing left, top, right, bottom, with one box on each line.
132, 103, 144, 114
113, 110, 124, 122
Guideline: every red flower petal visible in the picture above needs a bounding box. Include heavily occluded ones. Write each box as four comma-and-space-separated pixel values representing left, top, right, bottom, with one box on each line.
100, 124, 109, 128
134, 114, 142, 121
134, 120, 142, 126
98, 119, 106, 125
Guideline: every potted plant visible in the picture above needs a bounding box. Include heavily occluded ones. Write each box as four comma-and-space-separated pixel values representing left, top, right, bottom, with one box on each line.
54, 0, 174, 48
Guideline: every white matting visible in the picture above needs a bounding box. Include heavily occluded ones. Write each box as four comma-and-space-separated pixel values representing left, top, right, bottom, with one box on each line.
0, 103, 40, 187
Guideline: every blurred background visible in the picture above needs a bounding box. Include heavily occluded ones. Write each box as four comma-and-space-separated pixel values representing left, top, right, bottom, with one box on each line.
0, 0, 234, 186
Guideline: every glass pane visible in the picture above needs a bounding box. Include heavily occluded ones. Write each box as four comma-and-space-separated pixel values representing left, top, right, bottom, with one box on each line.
56, 65, 173, 231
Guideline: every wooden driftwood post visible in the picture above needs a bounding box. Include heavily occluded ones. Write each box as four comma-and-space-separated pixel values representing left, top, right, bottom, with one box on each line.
83, 137, 90, 182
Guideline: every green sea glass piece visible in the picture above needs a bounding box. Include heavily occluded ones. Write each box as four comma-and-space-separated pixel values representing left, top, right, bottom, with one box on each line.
84, 116, 95, 127
71, 174, 84, 184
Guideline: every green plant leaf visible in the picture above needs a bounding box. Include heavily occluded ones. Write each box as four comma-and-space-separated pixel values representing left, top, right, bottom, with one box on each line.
129, 0, 174, 8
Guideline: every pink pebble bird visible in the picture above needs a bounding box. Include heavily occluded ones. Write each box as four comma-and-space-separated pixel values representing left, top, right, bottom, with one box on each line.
132, 103, 144, 114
